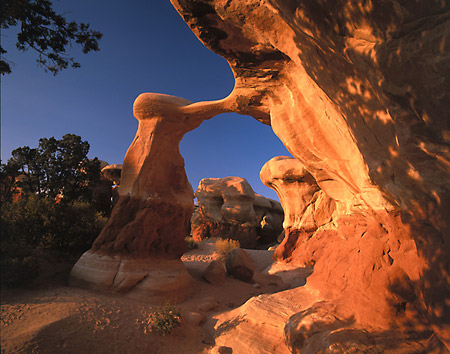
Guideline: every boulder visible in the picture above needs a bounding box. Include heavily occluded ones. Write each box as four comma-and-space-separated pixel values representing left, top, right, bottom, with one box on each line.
70, 251, 193, 304
171, 0, 450, 350
202, 260, 227, 285
253, 194, 284, 244
225, 248, 255, 283
182, 311, 204, 327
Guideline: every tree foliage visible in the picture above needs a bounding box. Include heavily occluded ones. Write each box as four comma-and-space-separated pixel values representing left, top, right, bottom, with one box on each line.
1, 195, 108, 287
0, 134, 108, 288
0, 0, 102, 74
2, 133, 101, 203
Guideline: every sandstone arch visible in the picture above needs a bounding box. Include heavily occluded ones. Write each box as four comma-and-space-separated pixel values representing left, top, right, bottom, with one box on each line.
170, 0, 450, 351
70, 93, 234, 303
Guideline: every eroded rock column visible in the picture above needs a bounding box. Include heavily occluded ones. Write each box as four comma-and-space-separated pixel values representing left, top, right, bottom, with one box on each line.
71, 93, 231, 303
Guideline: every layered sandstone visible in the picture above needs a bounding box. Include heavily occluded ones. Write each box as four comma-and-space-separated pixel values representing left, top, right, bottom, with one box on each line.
171, 0, 450, 351
192, 177, 283, 247
71, 93, 234, 302
260, 156, 336, 260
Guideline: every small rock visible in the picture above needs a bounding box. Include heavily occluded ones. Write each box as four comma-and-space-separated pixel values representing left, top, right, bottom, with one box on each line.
225, 248, 255, 282
218, 346, 233, 354
253, 283, 261, 289
202, 260, 226, 285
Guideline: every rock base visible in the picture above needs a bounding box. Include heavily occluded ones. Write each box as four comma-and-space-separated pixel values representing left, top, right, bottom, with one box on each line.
70, 250, 193, 304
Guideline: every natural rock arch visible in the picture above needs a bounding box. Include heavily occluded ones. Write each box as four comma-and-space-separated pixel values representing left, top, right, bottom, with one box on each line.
169, 0, 450, 352
70, 93, 236, 302
70, 0, 450, 351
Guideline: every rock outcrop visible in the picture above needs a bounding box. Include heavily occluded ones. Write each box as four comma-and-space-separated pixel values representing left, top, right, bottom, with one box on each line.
71, 93, 235, 303
100, 164, 123, 206
192, 177, 283, 247
261, 156, 336, 260
101, 164, 122, 185
253, 193, 284, 243
171, 0, 450, 351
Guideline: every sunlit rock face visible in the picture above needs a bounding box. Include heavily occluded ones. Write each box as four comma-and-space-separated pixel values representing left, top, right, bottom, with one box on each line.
192, 177, 283, 247
71, 93, 233, 302
260, 156, 336, 259
171, 0, 450, 350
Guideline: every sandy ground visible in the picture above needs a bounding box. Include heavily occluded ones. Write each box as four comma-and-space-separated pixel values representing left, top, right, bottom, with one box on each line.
1, 241, 294, 354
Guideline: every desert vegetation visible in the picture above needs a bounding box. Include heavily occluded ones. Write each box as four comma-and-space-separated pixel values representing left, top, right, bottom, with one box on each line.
0, 134, 108, 288
215, 238, 240, 260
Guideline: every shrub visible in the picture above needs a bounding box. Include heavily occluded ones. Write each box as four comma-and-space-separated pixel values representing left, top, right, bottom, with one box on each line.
215, 238, 240, 260
149, 303, 181, 335
41, 201, 107, 252
0, 195, 107, 288
0, 256, 40, 288
185, 236, 198, 251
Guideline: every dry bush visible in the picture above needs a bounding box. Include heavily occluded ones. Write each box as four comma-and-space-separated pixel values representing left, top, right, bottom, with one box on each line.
215, 238, 240, 260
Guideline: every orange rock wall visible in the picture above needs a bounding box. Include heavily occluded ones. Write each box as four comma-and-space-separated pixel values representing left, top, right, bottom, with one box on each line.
171, 0, 450, 349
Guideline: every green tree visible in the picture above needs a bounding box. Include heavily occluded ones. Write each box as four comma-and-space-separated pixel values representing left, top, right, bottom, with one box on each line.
5, 134, 101, 203
1, 0, 102, 75
0, 160, 20, 202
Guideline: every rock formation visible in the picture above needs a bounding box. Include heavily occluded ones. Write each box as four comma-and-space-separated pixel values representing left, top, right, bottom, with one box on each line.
171, 0, 450, 351
192, 177, 283, 247
71, 93, 234, 303
253, 193, 284, 243
101, 164, 122, 186
101, 164, 123, 206
260, 156, 336, 260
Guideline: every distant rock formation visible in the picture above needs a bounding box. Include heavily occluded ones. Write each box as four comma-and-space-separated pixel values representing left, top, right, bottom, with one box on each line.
101, 164, 122, 185
192, 177, 283, 247
101, 164, 123, 205
71, 93, 234, 303
171, 0, 450, 351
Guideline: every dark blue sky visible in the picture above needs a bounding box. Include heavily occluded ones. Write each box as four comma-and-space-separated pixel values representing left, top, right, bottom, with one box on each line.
1, 0, 291, 200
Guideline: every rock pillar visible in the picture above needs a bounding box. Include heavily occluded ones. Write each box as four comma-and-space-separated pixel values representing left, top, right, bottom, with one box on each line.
71, 93, 231, 303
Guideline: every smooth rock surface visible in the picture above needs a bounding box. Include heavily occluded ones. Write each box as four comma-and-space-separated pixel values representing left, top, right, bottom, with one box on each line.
225, 248, 255, 283
70, 250, 193, 304
202, 260, 227, 285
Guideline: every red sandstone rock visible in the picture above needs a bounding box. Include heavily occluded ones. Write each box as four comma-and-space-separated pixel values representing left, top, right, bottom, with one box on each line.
171, 0, 450, 350
202, 260, 227, 285
101, 164, 122, 185
225, 248, 255, 283
260, 156, 336, 261
71, 93, 234, 302
192, 177, 284, 247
